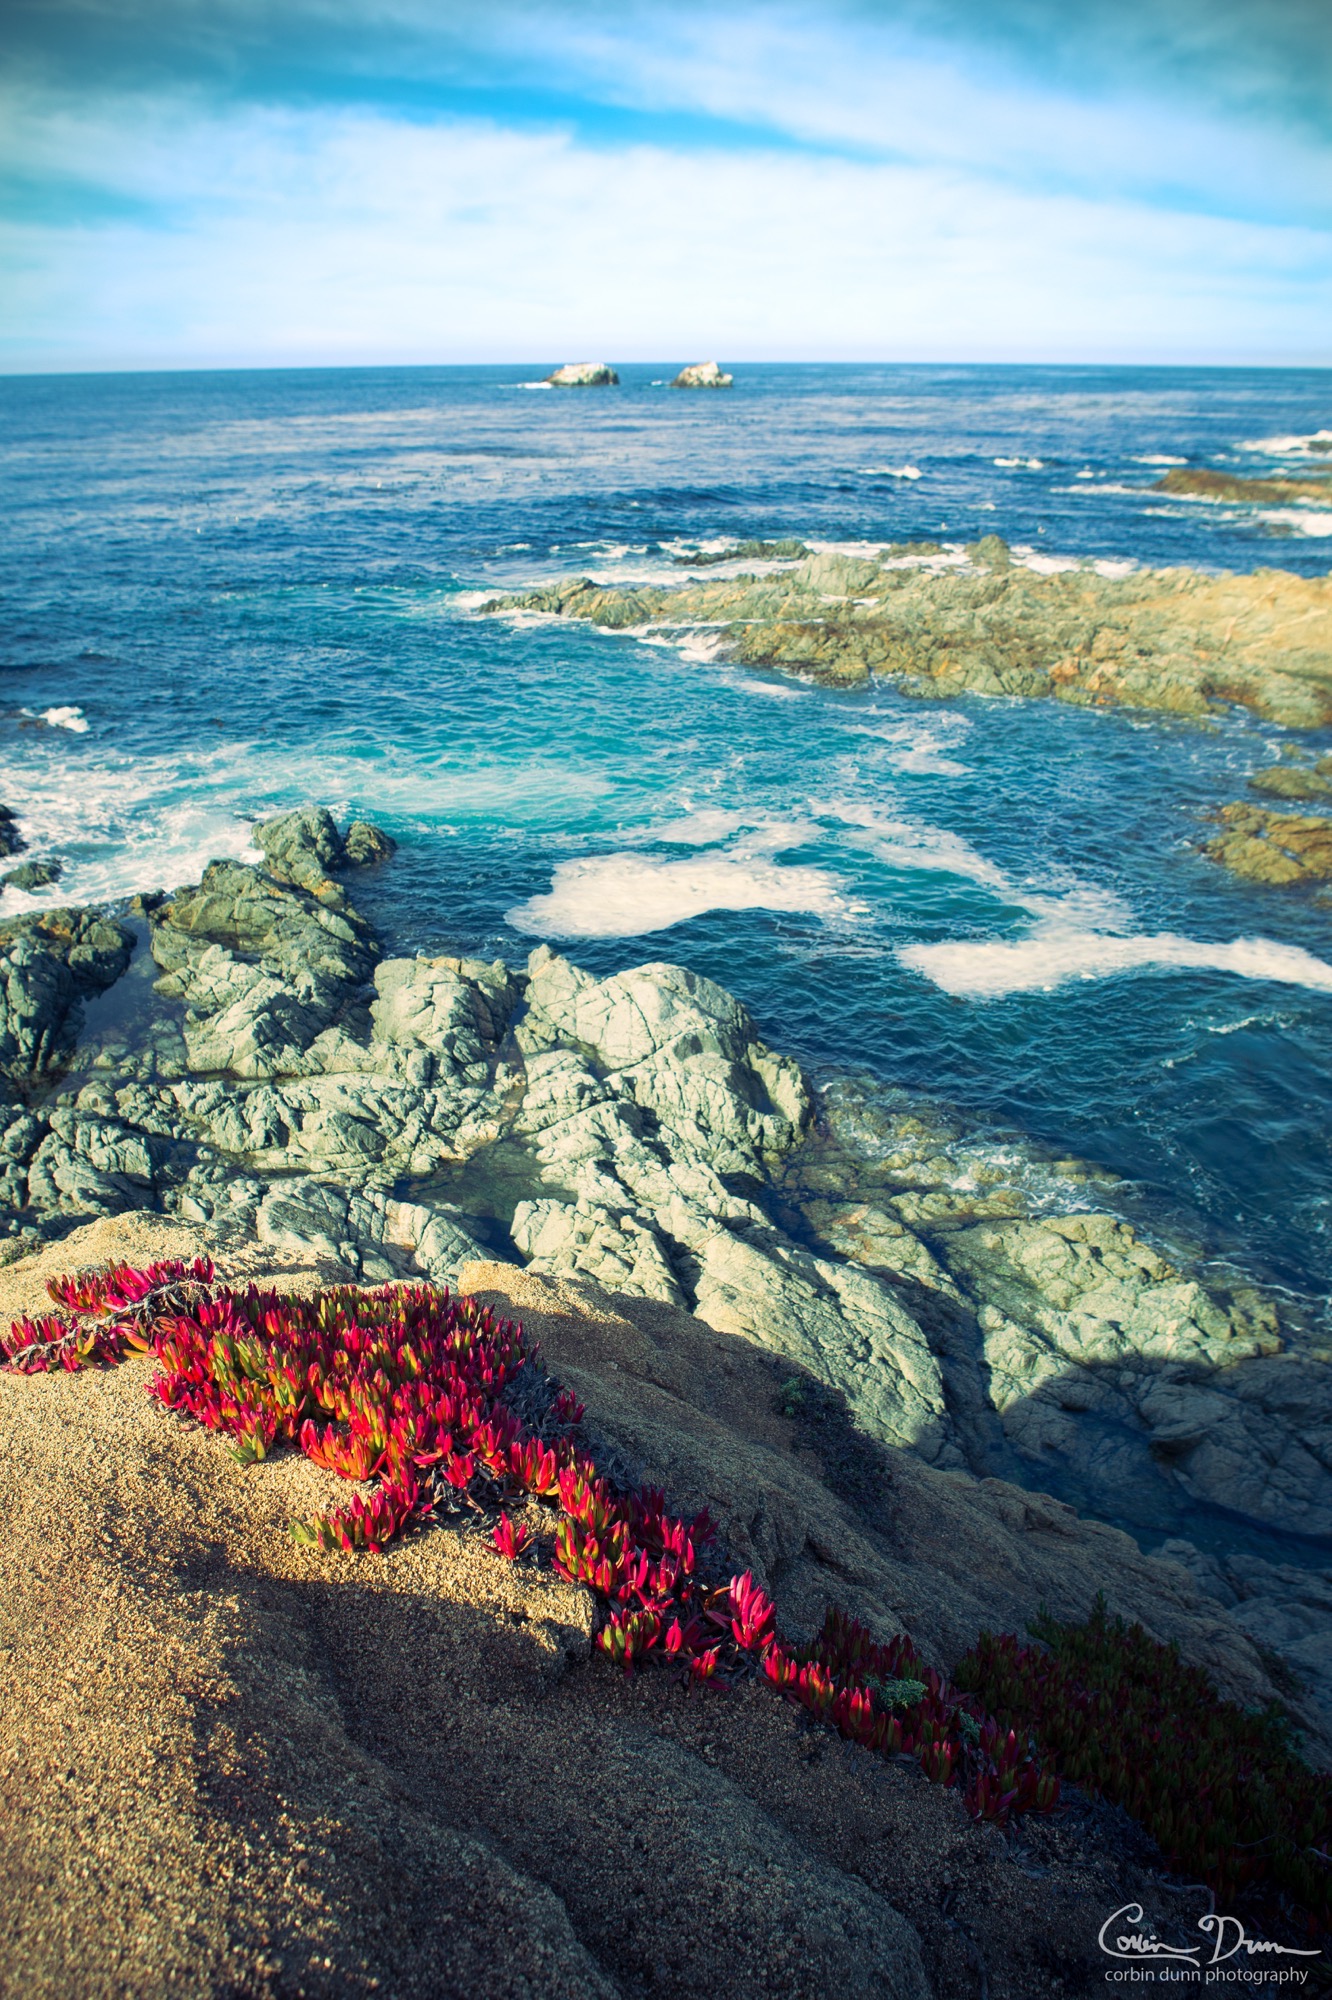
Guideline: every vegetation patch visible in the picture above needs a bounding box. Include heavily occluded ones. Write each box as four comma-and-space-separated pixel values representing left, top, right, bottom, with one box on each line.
954, 1603, 1331, 1926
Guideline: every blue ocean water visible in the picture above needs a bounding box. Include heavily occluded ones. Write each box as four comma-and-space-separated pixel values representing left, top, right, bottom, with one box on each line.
1, 362, 1330, 1309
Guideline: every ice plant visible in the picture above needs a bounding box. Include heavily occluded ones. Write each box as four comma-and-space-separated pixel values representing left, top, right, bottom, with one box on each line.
4, 1260, 1076, 1846
492, 1513, 531, 1560
954, 1600, 1332, 1924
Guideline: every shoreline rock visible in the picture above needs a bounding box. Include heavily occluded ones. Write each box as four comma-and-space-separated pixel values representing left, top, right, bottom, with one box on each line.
480, 543, 1332, 727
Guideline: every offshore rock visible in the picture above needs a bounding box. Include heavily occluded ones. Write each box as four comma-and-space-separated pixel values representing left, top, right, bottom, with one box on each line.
674, 538, 812, 567
545, 362, 619, 387
1248, 756, 1332, 803
672, 361, 733, 388
482, 548, 1332, 726
1154, 466, 1332, 505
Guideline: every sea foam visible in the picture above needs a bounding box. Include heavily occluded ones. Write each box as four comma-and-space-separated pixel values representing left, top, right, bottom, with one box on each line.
505, 847, 858, 939
900, 929, 1332, 1000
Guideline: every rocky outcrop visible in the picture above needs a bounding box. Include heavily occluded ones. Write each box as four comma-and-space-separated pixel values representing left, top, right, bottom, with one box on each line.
1154, 467, 1332, 505
1, 813, 1328, 1738
1205, 801, 1332, 885
545, 362, 619, 387
2, 859, 63, 893
672, 361, 733, 388
481, 545, 1332, 726
0, 807, 24, 860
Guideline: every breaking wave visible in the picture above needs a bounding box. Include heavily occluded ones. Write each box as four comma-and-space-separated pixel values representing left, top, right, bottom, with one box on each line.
900, 929, 1332, 1000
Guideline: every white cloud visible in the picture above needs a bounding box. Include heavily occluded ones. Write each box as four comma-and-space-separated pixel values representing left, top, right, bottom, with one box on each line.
1, 90, 1328, 368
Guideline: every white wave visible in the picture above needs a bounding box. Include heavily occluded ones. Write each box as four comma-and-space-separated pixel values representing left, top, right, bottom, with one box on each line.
1132, 454, 1187, 466
505, 847, 858, 939
832, 805, 1012, 893
736, 678, 810, 699
993, 456, 1045, 470
1091, 558, 1138, 578
860, 464, 922, 479
0, 757, 258, 916
19, 704, 90, 733
900, 928, 1332, 999
632, 809, 818, 853
1258, 508, 1332, 538
845, 710, 972, 776
1239, 429, 1332, 456
1014, 552, 1082, 575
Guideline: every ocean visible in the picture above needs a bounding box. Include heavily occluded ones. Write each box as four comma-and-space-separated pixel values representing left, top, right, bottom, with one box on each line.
2, 361, 1330, 1315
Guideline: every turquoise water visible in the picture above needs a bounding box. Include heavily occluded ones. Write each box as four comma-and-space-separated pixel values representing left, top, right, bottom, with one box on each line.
1, 362, 1330, 1307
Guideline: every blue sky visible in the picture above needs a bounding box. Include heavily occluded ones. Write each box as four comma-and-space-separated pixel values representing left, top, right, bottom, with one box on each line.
2, 0, 1329, 370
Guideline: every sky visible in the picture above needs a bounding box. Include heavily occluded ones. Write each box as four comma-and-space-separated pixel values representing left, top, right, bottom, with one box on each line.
1, 0, 1330, 371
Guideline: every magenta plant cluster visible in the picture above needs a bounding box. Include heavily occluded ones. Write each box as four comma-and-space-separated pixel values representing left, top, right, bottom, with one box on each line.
3, 1259, 1061, 1827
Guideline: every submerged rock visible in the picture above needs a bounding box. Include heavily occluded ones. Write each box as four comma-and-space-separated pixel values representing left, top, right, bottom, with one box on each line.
672, 361, 733, 388
545, 362, 619, 387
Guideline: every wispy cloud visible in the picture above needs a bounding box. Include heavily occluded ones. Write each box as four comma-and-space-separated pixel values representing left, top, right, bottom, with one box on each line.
1, 0, 1328, 368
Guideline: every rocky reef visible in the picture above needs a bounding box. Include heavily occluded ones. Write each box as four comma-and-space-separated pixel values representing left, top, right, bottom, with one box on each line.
1154, 467, 1332, 506
1201, 754, 1332, 888
480, 542, 1332, 727
546, 362, 619, 387
672, 361, 733, 388
1206, 802, 1332, 886
1, 808, 1328, 1755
